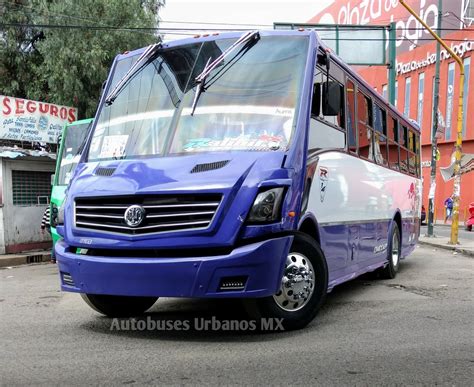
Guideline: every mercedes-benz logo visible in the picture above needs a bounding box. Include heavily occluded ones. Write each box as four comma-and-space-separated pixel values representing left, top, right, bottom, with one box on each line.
124, 205, 145, 227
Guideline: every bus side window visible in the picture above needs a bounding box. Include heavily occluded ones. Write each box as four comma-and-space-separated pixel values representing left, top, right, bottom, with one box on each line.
357, 91, 372, 160
415, 134, 421, 177
309, 67, 345, 150
388, 139, 399, 170
400, 125, 408, 148
373, 104, 388, 165
312, 67, 345, 127
388, 115, 398, 142
374, 132, 388, 166
346, 79, 357, 153
408, 130, 416, 176
400, 147, 409, 173
408, 130, 415, 152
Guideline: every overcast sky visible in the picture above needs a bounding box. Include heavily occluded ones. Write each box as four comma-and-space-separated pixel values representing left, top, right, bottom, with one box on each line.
159, 0, 334, 40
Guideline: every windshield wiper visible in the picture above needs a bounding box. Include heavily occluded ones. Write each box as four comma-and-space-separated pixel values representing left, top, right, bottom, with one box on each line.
105, 43, 162, 106
190, 30, 260, 116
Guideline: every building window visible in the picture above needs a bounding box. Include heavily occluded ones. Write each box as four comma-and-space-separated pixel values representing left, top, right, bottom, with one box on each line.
404, 77, 411, 117
466, 2, 474, 20
382, 84, 388, 99
417, 73, 425, 126
12, 170, 52, 206
394, 80, 398, 107
445, 62, 456, 140
463, 57, 470, 137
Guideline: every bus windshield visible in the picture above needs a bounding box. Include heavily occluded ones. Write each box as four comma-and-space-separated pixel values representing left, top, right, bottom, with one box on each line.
57, 121, 92, 185
88, 35, 309, 161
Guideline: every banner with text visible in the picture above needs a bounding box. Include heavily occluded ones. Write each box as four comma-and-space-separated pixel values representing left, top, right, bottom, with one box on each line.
1, 95, 78, 144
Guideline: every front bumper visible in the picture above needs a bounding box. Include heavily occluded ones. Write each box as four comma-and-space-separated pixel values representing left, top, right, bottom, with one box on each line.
55, 236, 293, 298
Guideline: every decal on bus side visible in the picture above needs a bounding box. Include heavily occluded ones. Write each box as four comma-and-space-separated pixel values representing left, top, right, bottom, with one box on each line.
319, 166, 329, 203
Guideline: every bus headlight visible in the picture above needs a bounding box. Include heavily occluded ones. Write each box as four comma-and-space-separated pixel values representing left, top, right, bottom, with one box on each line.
57, 201, 66, 226
248, 187, 285, 223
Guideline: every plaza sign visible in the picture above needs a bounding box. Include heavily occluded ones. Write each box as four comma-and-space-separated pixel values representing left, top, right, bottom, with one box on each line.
396, 40, 474, 75
1, 95, 78, 144
307, 0, 463, 53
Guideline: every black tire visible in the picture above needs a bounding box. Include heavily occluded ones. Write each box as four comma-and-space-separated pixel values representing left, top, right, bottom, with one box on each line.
380, 221, 401, 279
244, 233, 328, 331
81, 294, 158, 317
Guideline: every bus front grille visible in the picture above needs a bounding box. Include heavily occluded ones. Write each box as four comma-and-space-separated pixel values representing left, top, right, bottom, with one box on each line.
74, 194, 222, 235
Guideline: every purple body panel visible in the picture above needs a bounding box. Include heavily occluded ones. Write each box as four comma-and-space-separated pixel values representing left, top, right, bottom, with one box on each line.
56, 236, 292, 298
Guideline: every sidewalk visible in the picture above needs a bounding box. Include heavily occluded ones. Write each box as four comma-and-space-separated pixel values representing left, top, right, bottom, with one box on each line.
418, 230, 474, 257
0, 250, 52, 268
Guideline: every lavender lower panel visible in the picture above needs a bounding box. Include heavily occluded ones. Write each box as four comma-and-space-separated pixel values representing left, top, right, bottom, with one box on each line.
55, 236, 293, 298
320, 218, 417, 291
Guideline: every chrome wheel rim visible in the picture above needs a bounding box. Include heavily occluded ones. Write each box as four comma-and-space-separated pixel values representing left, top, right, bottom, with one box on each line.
273, 252, 315, 312
392, 230, 400, 267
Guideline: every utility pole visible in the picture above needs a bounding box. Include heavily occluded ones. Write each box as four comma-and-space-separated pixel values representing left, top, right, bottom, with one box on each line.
399, 0, 465, 245
427, 0, 442, 237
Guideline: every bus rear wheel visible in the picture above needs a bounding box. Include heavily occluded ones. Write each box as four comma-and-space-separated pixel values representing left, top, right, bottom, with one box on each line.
81, 294, 158, 317
380, 222, 401, 279
244, 234, 328, 331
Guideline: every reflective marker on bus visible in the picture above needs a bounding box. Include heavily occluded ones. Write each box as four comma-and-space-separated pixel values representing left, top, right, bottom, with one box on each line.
54, 30, 421, 330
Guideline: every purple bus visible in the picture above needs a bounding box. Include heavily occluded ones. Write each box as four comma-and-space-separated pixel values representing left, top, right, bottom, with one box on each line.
55, 30, 421, 330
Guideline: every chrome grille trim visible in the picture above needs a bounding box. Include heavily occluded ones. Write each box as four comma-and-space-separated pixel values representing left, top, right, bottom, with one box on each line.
147, 211, 215, 218
142, 203, 220, 209
76, 205, 128, 210
77, 213, 124, 219
74, 194, 222, 236
76, 220, 210, 231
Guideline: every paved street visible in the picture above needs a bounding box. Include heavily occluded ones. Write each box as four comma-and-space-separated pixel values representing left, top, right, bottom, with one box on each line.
1, 244, 473, 385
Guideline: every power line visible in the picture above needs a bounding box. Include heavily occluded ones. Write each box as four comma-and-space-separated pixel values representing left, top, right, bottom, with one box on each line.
1, 1, 157, 37
2, 22, 474, 34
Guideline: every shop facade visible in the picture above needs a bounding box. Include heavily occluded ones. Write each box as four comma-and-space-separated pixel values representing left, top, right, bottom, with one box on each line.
0, 95, 77, 253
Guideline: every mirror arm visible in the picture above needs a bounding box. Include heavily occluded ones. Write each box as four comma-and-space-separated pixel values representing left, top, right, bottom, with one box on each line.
325, 51, 330, 110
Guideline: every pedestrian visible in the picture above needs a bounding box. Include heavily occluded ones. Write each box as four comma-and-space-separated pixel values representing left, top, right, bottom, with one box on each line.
40, 206, 56, 263
444, 195, 454, 224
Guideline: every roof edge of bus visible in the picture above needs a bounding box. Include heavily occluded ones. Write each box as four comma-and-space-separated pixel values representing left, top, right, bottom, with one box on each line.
160, 29, 313, 48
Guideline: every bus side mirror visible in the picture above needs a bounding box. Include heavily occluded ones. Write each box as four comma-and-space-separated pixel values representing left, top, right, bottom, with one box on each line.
51, 174, 55, 186
322, 81, 341, 116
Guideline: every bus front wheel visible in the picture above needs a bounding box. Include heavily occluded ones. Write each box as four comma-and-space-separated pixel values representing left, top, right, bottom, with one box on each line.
244, 234, 328, 331
81, 294, 158, 317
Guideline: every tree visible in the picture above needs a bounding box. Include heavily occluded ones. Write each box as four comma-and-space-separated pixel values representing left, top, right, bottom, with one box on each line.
0, 0, 44, 98
0, 0, 161, 118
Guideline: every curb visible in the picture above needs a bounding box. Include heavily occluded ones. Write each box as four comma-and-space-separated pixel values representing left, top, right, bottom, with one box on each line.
418, 240, 474, 258
0, 251, 52, 268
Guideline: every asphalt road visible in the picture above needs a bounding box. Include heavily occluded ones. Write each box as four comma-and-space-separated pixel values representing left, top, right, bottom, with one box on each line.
1, 245, 473, 385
